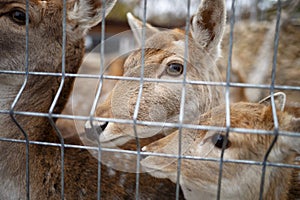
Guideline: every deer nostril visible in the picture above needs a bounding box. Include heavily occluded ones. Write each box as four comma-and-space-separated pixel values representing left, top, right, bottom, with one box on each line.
85, 121, 108, 132
100, 121, 108, 131
84, 121, 109, 141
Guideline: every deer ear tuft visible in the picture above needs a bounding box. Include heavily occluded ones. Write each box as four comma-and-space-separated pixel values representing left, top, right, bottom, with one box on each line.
127, 12, 159, 46
190, 0, 226, 60
291, 118, 300, 137
68, 0, 117, 35
277, 117, 300, 155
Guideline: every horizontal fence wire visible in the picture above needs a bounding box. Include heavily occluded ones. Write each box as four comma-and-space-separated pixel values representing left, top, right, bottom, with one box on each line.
0, 113, 299, 136
0, 71, 299, 91
0, 0, 299, 199
0, 136, 299, 170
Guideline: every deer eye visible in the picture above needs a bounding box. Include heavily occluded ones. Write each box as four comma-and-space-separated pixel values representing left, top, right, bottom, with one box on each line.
166, 63, 183, 76
211, 133, 231, 149
9, 9, 27, 25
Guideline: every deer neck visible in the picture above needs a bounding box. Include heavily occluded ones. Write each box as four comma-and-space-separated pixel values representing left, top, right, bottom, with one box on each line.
0, 77, 59, 199
0, 36, 84, 139
1, 76, 59, 137
0, 75, 66, 198
264, 166, 294, 200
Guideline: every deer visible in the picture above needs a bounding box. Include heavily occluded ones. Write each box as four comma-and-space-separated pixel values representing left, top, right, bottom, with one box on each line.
140, 92, 300, 200
217, 12, 300, 104
85, 0, 227, 150
0, 0, 188, 199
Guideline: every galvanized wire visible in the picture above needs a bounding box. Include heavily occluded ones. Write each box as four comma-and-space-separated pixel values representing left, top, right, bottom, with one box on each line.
176, 0, 191, 199
0, 136, 299, 170
0, 0, 299, 199
83, 0, 109, 198
1, 70, 299, 91
97, 0, 108, 197
132, 1, 148, 198
259, 0, 282, 199
46, 0, 68, 198
216, 0, 236, 199
1, 108, 299, 137
8, 0, 31, 199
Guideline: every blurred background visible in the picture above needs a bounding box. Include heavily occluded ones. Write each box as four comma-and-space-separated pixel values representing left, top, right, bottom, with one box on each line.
85, 0, 299, 51
57, 0, 300, 138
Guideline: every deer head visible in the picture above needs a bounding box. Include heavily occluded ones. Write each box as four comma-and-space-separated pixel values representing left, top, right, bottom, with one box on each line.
86, 0, 226, 148
0, 0, 116, 129
0, 0, 117, 198
141, 92, 300, 200
0, 0, 116, 115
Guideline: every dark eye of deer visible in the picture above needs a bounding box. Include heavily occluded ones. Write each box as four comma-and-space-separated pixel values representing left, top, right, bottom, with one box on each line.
10, 10, 27, 25
166, 63, 183, 76
211, 133, 231, 149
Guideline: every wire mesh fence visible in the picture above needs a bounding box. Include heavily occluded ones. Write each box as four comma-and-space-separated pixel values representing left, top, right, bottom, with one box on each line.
0, 0, 299, 199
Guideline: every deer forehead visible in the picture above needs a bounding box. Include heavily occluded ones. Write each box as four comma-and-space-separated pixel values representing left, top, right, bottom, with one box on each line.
125, 30, 187, 63
145, 29, 185, 49
1, 0, 39, 4
125, 45, 185, 68
132, 26, 226, 79
1, 0, 59, 11
1, 0, 64, 30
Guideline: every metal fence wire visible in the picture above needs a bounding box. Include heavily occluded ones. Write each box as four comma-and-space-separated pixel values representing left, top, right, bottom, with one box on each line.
0, 0, 299, 199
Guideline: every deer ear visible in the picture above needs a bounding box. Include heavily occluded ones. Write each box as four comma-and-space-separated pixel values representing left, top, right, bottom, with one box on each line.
277, 117, 300, 155
291, 118, 300, 132
127, 12, 160, 46
190, 0, 226, 60
290, 118, 300, 153
259, 92, 286, 111
68, 0, 117, 35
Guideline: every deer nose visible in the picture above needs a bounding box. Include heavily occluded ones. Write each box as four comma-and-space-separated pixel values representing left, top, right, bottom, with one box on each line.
100, 121, 109, 130
84, 120, 109, 141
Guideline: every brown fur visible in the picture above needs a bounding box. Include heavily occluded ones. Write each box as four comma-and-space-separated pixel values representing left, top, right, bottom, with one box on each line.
90, 0, 227, 149
218, 20, 300, 103
0, 1, 186, 199
141, 95, 300, 200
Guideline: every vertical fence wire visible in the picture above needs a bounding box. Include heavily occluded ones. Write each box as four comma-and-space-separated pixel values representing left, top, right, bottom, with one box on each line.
216, 0, 236, 199
259, 0, 282, 199
85, 0, 108, 198
1, 0, 298, 199
8, 0, 31, 199
47, 0, 68, 198
132, 1, 148, 198
175, 0, 191, 199
257, 0, 264, 20
97, 0, 107, 198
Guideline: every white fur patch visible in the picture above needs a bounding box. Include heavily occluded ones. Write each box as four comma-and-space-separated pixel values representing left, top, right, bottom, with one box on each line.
118, 174, 126, 187
108, 168, 116, 176
172, 40, 185, 49
38, 0, 47, 10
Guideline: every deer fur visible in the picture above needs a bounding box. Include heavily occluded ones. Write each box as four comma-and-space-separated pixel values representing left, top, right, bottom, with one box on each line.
0, 0, 115, 198
141, 93, 300, 200
218, 18, 300, 103
88, 0, 227, 148
0, 1, 188, 199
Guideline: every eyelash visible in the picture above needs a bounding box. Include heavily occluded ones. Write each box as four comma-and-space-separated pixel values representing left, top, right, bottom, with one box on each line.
8, 9, 28, 25
211, 133, 231, 149
166, 63, 184, 76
